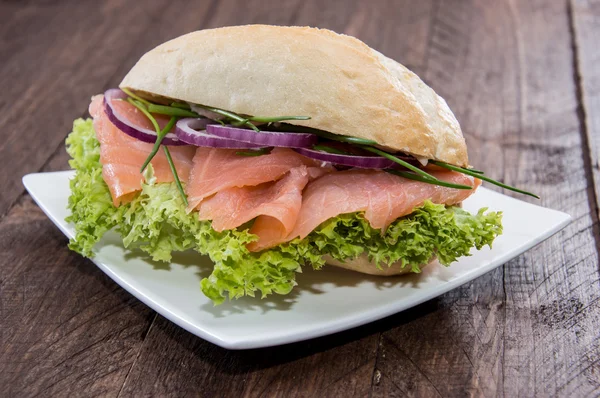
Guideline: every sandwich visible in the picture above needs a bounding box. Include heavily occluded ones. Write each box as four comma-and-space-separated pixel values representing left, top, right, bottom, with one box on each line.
65, 25, 533, 304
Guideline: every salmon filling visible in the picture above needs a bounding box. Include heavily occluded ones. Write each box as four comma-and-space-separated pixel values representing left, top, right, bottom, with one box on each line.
89, 95, 195, 206
69, 103, 503, 304
90, 95, 480, 251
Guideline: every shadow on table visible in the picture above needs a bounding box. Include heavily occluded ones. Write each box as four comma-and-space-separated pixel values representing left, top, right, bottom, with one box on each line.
75, 242, 447, 373
121, 244, 440, 317
151, 295, 442, 374
198, 261, 441, 317
95, 239, 445, 371
145, 262, 444, 374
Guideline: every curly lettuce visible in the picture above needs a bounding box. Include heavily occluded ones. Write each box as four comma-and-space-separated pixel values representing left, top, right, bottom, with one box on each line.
65, 118, 503, 304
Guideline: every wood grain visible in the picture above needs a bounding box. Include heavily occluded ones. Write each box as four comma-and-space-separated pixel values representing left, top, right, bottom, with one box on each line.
118, 315, 379, 397
572, 0, 600, 221
0, 0, 214, 395
0, 1, 179, 395
0, 196, 155, 397
0, 0, 170, 215
366, 0, 600, 396
1, 0, 599, 396
116, 1, 387, 395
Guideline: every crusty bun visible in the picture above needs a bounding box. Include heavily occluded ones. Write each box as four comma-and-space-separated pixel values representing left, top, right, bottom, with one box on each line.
120, 25, 468, 167
323, 254, 432, 276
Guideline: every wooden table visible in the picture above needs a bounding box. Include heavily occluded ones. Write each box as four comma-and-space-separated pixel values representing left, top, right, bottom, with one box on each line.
2, 0, 599, 396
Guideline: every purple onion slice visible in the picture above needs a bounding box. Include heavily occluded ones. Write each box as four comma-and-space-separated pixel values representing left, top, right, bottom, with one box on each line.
294, 147, 396, 169
175, 118, 266, 148
206, 124, 318, 148
103, 88, 185, 145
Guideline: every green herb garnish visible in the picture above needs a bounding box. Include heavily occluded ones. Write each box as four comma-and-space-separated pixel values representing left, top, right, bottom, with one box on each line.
147, 103, 201, 118
329, 136, 378, 145
235, 148, 272, 157
193, 104, 260, 132
269, 124, 379, 145
122, 88, 151, 106
140, 116, 177, 173
468, 168, 484, 174
125, 97, 188, 204
263, 123, 538, 195
163, 146, 188, 206
312, 145, 347, 155
123, 94, 536, 199
309, 129, 378, 145
248, 115, 310, 123
126, 98, 160, 132
170, 102, 191, 109
362, 146, 440, 181
430, 161, 540, 199
386, 169, 473, 190
166, 104, 310, 131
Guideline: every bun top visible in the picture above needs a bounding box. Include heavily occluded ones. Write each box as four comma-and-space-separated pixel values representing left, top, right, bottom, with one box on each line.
120, 25, 468, 167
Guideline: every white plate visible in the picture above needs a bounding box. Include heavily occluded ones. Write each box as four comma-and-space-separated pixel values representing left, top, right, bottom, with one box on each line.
23, 171, 571, 349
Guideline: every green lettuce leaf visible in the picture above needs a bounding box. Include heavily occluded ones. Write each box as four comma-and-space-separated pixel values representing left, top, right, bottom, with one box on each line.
292, 203, 503, 274
65, 118, 503, 304
65, 119, 120, 257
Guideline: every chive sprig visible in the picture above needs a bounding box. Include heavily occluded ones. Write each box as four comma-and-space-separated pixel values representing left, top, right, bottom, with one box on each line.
122, 88, 151, 106
125, 98, 188, 204
430, 160, 540, 199
385, 169, 473, 190
362, 146, 435, 181
235, 148, 272, 157
140, 116, 177, 173
120, 89, 538, 199
193, 104, 261, 132
162, 146, 188, 206
147, 104, 199, 118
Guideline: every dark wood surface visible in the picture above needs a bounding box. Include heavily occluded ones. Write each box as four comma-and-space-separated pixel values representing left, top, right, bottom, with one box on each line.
1, 0, 599, 396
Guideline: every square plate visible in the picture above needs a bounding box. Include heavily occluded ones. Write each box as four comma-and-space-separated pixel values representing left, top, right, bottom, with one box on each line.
23, 171, 571, 349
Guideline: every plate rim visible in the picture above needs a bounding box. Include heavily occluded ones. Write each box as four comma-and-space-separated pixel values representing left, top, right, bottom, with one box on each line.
22, 171, 572, 349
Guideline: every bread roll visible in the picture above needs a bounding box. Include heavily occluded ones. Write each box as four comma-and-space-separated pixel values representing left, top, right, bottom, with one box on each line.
120, 25, 468, 167
323, 254, 432, 276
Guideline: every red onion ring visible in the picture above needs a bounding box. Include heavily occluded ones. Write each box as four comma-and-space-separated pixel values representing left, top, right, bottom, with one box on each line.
175, 118, 266, 148
294, 147, 396, 169
206, 124, 318, 148
103, 89, 185, 145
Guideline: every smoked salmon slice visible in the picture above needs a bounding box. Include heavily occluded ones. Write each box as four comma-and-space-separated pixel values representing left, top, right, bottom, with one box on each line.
289, 169, 480, 240
186, 147, 332, 211
198, 165, 309, 235
89, 95, 196, 206
88, 95, 479, 253
196, 165, 331, 251
249, 169, 480, 251
246, 166, 330, 251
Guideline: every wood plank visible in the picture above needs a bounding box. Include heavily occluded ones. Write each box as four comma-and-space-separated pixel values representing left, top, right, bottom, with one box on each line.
371, 0, 600, 396
0, 0, 176, 394
118, 315, 378, 397
571, 0, 600, 221
36, 0, 223, 175
343, 0, 435, 74
0, 0, 215, 396
0, 0, 172, 215
0, 195, 156, 397
115, 0, 393, 395
3, 0, 599, 396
